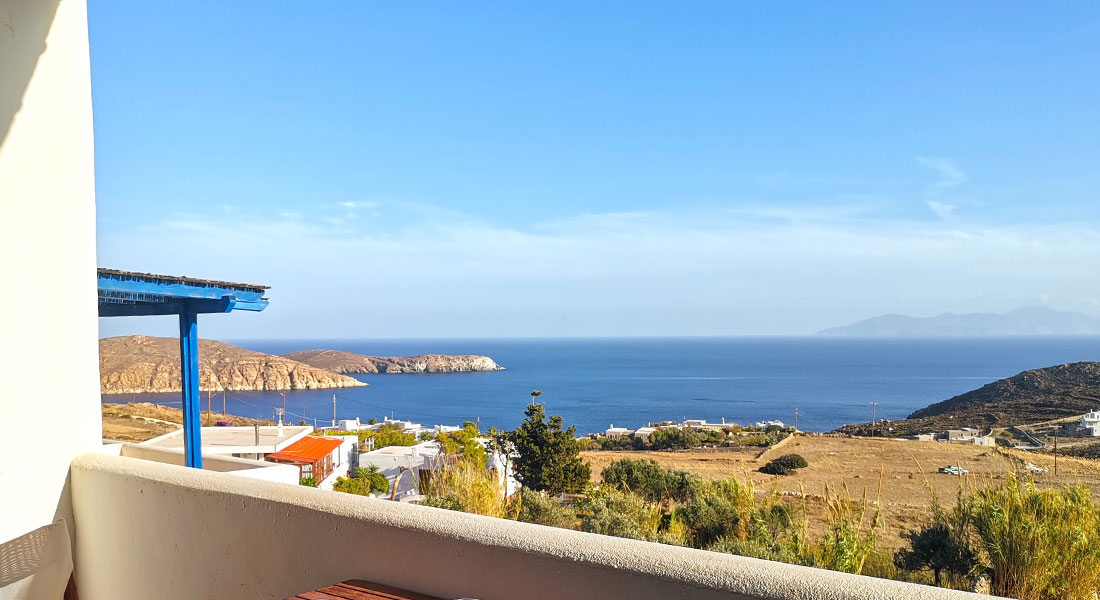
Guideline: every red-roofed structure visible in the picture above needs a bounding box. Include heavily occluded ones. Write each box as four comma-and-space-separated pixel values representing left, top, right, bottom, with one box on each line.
266, 437, 344, 483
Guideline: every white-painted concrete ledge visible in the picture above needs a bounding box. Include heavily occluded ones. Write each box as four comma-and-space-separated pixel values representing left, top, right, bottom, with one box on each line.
70, 451, 993, 600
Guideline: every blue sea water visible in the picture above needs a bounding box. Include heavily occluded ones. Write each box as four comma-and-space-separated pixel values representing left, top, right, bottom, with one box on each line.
102, 337, 1100, 434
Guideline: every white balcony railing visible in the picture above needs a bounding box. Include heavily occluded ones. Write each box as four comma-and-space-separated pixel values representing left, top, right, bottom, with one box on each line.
70, 451, 986, 600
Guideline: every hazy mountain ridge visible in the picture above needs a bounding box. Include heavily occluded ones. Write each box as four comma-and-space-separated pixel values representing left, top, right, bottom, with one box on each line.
818, 306, 1100, 337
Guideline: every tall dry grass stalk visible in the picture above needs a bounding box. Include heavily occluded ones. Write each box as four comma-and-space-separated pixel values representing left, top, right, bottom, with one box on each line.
422, 457, 519, 520
966, 474, 1100, 600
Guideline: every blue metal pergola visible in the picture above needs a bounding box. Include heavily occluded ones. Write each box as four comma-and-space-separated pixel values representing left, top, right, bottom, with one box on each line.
97, 269, 269, 468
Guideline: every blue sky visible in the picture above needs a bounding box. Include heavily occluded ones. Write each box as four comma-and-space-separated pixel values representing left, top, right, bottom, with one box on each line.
90, 2, 1100, 338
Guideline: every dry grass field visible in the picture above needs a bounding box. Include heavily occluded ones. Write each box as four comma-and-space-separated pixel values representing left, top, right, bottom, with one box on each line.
582, 435, 1100, 549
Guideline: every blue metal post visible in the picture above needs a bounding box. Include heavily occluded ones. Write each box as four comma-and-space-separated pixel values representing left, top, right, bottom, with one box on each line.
179, 308, 203, 468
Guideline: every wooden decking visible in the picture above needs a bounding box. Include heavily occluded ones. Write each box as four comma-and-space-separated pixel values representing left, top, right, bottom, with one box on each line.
284, 579, 443, 600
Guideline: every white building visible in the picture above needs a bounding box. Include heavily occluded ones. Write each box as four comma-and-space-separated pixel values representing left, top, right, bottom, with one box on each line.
605, 424, 634, 439
634, 426, 658, 442
140, 425, 313, 460
1081, 410, 1100, 437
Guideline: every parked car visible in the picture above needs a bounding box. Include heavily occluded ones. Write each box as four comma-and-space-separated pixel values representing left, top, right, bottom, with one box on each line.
938, 465, 968, 476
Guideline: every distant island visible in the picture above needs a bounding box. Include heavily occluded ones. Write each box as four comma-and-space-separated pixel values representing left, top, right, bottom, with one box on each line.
283, 349, 503, 374
100, 336, 504, 394
817, 306, 1100, 337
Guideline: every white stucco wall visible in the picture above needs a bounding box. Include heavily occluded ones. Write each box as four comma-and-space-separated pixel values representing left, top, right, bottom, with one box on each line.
0, 0, 99, 544
71, 451, 990, 600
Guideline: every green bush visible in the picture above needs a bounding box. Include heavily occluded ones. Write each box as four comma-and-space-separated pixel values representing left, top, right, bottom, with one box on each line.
359, 423, 417, 450
759, 461, 791, 475
601, 458, 702, 504
518, 488, 579, 529
299, 476, 317, 487
648, 427, 702, 450
675, 477, 789, 548
580, 489, 662, 541
775, 454, 808, 469
760, 454, 808, 476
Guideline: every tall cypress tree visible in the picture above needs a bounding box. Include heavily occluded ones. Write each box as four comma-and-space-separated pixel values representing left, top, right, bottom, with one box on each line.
509, 401, 590, 495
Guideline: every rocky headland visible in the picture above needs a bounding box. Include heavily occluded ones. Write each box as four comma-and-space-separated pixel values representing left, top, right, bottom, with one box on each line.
100, 336, 367, 394
835, 361, 1100, 435
282, 349, 504, 374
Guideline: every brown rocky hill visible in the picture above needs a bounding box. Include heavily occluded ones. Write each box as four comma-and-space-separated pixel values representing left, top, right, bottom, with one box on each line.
100, 336, 367, 394
282, 349, 504, 374
836, 361, 1100, 435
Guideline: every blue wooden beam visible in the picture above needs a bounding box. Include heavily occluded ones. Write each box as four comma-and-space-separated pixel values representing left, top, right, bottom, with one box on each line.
98, 272, 266, 304
178, 309, 203, 469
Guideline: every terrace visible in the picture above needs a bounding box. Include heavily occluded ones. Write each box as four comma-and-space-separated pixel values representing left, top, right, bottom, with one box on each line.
0, 1, 986, 598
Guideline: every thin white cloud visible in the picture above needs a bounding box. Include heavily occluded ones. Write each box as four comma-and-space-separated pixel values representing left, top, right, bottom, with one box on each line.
925, 200, 956, 220
916, 156, 968, 191
101, 202, 1100, 338
337, 201, 379, 209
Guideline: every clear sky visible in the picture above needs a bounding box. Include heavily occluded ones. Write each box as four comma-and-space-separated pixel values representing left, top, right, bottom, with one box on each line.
90, 1, 1100, 339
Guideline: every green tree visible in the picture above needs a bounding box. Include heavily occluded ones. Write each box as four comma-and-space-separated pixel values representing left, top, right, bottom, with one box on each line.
359, 423, 417, 450
895, 521, 976, 587
508, 402, 590, 495
648, 427, 702, 450
333, 465, 390, 496
601, 458, 701, 504
438, 424, 489, 465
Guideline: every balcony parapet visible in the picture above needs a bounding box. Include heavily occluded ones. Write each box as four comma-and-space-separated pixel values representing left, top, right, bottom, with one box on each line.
70, 451, 990, 600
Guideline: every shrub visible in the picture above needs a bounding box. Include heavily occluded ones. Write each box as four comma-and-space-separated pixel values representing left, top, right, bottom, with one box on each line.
581, 489, 662, 541
648, 427, 702, 450
759, 462, 790, 476
775, 454, 809, 470
518, 488, 579, 529
675, 477, 789, 548
359, 423, 417, 450
601, 458, 702, 504
299, 476, 317, 487
760, 454, 808, 476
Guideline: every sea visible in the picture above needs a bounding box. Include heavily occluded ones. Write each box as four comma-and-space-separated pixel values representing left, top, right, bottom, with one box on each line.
101, 337, 1100, 435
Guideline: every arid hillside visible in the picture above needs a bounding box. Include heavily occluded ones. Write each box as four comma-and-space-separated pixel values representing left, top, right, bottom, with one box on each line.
283, 349, 503, 374
837, 361, 1100, 435
100, 336, 367, 394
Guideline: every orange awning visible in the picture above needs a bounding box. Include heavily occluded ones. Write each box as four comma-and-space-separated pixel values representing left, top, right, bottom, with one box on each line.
266, 437, 343, 464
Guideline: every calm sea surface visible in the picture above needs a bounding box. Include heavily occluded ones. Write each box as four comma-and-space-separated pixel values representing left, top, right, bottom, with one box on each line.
102, 337, 1100, 434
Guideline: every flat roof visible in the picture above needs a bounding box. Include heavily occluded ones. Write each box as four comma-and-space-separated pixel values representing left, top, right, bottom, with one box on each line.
98, 268, 270, 316
98, 268, 268, 293
141, 426, 311, 455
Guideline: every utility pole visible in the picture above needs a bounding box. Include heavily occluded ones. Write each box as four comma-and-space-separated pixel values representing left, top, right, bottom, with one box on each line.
870, 402, 879, 437
222, 389, 226, 414
1054, 427, 1059, 476
207, 390, 212, 423
332, 393, 337, 427
794, 407, 799, 431
281, 391, 286, 419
